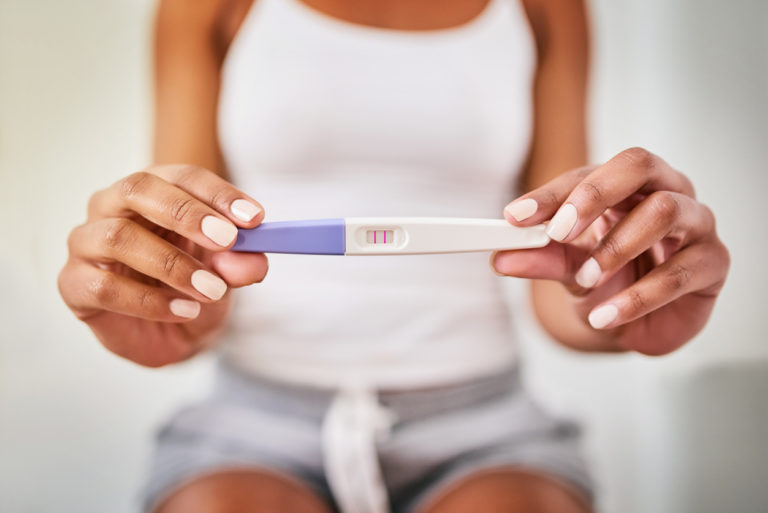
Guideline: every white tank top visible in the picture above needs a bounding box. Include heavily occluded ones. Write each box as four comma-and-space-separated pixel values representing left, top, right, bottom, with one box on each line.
217, 0, 536, 389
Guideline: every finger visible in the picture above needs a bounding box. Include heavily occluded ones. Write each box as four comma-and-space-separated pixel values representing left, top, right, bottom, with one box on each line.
151, 164, 264, 227
68, 218, 228, 302
573, 192, 716, 289
545, 147, 695, 243
585, 240, 730, 331
58, 261, 204, 322
503, 166, 593, 225
491, 242, 589, 284
88, 171, 239, 250
211, 251, 269, 287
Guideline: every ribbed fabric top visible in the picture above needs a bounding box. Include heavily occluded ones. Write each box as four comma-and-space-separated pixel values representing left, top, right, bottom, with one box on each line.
217, 0, 536, 389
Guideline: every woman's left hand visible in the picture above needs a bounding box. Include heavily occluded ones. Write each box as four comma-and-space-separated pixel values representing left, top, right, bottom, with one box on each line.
493, 147, 730, 355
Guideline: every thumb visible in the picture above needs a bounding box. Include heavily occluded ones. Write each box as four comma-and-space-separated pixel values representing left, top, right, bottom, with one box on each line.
210, 251, 269, 287
492, 242, 588, 284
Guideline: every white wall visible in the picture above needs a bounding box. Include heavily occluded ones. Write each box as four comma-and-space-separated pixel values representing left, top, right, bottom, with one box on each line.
0, 2, 215, 512
0, 1, 766, 512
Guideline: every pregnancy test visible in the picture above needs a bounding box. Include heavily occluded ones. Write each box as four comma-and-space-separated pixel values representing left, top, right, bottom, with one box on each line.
231, 218, 549, 255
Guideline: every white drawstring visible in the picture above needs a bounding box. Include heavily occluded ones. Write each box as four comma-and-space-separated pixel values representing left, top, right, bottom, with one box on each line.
322, 385, 395, 513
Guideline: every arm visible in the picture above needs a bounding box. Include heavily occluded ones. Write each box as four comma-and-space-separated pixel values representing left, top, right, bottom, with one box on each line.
154, 0, 229, 172
497, 0, 730, 355
520, 0, 611, 350
57, 0, 267, 367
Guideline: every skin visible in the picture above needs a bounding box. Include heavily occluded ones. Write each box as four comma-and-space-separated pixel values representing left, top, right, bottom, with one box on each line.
57, 0, 730, 511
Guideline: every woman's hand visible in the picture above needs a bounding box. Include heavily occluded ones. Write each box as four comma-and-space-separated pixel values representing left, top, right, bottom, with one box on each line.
493, 147, 730, 355
58, 164, 268, 366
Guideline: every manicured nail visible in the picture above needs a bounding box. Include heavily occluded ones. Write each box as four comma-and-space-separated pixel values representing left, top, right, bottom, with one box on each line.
169, 298, 201, 319
202, 216, 238, 247
505, 198, 538, 222
230, 199, 262, 222
191, 270, 227, 300
588, 304, 618, 329
546, 203, 578, 241
575, 257, 602, 288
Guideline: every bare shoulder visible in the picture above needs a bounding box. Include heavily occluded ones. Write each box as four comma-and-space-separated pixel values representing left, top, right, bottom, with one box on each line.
156, 0, 254, 52
156, 0, 227, 31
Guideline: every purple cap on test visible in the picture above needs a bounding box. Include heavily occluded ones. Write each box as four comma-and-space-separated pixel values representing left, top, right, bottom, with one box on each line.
231, 218, 346, 255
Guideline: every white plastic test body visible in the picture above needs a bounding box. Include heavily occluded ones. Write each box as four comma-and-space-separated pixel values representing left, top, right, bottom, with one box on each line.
344, 217, 549, 255
232, 217, 551, 255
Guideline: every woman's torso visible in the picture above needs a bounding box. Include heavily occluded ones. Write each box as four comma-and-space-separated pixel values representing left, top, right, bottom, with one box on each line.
217, 0, 536, 389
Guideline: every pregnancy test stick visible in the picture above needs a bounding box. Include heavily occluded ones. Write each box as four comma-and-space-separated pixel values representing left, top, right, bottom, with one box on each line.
231, 218, 550, 255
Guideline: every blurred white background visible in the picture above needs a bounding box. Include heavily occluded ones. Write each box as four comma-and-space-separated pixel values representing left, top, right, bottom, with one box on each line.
0, 1, 766, 512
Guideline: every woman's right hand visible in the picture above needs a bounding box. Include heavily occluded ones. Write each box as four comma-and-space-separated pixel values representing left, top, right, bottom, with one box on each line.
58, 164, 268, 367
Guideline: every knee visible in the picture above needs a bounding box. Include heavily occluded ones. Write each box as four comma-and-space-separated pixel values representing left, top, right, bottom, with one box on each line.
154, 469, 332, 513
418, 468, 592, 513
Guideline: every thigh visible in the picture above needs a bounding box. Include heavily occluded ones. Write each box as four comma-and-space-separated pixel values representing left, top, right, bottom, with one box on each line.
141, 378, 334, 512
381, 371, 593, 512
416, 468, 592, 513
154, 469, 333, 513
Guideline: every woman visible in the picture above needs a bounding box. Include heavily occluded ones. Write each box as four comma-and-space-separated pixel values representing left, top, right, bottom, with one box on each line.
57, 0, 730, 511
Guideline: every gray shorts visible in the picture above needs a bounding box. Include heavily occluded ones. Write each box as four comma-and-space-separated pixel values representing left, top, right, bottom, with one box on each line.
143, 363, 592, 512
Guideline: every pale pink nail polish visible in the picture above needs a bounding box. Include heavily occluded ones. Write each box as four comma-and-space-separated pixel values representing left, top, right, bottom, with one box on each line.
169, 298, 201, 319
230, 199, 262, 222
575, 257, 602, 288
588, 304, 618, 329
201, 216, 238, 246
504, 198, 538, 222
546, 203, 578, 241
191, 270, 227, 300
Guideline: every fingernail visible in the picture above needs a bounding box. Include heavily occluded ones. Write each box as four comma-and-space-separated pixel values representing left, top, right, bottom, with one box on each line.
230, 199, 262, 222
169, 298, 201, 319
546, 203, 578, 241
202, 216, 238, 247
588, 304, 618, 329
191, 270, 227, 300
505, 198, 538, 222
575, 257, 602, 288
